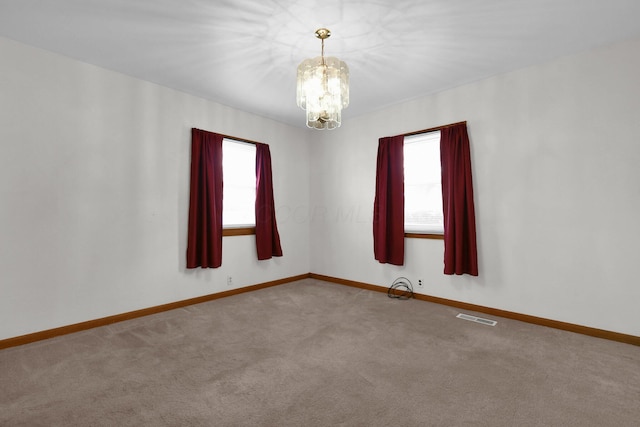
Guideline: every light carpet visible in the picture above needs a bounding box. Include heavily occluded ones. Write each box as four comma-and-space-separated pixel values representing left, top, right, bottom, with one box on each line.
1, 279, 639, 426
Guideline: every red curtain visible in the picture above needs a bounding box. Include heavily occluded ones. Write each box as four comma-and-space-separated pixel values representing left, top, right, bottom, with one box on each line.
255, 143, 283, 260
186, 129, 223, 268
373, 135, 405, 265
440, 123, 478, 276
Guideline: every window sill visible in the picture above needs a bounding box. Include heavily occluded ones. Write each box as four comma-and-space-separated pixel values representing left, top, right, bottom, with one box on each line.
405, 232, 444, 240
223, 227, 256, 236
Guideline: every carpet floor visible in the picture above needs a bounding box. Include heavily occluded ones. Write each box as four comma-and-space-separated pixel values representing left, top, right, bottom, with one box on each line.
1, 278, 639, 426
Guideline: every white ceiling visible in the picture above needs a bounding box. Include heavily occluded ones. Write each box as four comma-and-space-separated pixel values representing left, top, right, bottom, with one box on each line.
2, 0, 640, 128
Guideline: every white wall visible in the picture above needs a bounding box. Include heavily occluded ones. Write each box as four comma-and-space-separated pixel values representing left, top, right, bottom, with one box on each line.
310, 37, 640, 336
0, 37, 311, 340
2, 34, 639, 341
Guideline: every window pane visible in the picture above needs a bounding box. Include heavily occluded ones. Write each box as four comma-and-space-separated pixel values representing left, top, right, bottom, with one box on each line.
223, 139, 256, 227
404, 131, 443, 233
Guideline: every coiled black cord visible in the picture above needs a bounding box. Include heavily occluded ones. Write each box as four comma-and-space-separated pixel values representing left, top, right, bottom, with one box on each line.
387, 277, 414, 300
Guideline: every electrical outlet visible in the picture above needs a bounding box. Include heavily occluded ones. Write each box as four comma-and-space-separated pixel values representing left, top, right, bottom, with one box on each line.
227, 276, 233, 286
418, 279, 423, 286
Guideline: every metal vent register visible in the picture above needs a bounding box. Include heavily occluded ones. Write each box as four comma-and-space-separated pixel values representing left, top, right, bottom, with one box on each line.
456, 313, 497, 326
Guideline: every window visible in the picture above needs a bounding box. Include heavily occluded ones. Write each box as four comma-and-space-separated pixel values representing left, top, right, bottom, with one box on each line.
222, 138, 256, 229
403, 131, 444, 236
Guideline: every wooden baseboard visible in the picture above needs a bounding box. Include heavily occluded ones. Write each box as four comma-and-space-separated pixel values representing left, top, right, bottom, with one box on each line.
0, 273, 311, 350
4, 272, 637, 350
309, 273, 640, 347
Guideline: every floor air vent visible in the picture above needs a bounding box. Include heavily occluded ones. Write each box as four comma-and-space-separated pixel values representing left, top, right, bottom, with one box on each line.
456, 313, 497, 326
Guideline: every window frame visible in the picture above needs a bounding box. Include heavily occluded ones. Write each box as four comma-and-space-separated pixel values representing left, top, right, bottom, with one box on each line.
220, 136, 259, 237
223, 227, 255, 236
403, 130, 444, 240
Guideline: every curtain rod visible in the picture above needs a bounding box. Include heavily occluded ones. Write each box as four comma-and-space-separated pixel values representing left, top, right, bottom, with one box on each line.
192, 128, 261, 146
402, 120, 467, 137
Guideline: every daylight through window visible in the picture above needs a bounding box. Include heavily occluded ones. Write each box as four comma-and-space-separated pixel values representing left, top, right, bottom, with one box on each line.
404, 131, 443, 234
222, 139, 256, 228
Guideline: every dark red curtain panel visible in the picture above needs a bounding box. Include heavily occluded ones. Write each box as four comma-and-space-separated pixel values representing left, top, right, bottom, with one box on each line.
186, 129, 224, 268
373, 135, 405, 265
440, 123, 478, 276
255, 143, 283, 260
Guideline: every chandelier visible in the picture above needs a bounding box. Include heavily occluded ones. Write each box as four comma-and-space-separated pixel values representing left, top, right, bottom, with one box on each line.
296, 28, 349, 130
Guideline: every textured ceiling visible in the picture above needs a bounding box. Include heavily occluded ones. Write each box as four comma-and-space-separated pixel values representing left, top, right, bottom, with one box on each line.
1, 0, 640, 128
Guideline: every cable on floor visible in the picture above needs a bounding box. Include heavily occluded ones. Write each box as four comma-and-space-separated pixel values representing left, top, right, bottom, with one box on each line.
387, 277, 414, 300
